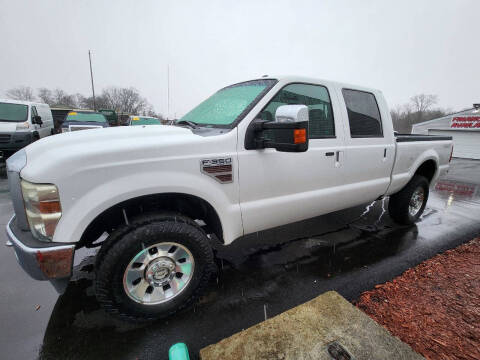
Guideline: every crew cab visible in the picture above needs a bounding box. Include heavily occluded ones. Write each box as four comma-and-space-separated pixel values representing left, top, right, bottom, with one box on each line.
5, 76, 453, 321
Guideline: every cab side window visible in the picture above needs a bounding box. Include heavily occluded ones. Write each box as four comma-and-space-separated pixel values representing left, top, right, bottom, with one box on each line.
259, 83, 335, 138
342, 89, 383, 138
31, 106, 38, 122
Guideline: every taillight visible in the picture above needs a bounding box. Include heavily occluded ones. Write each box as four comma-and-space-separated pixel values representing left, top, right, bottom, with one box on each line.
449, 145, 454, 162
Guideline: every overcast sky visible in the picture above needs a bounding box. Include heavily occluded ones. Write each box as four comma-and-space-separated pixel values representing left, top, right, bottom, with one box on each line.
1, 0, 479, 117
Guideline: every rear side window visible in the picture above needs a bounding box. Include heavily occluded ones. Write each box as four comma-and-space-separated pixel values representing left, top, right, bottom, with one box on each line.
31, 106, 38, 121
342, 89, 383, 137
259, 83, 335, 138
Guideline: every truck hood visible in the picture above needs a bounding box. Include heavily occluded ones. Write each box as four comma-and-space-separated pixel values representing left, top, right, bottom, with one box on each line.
0, 121, 20, 132
21, 125, 204, 181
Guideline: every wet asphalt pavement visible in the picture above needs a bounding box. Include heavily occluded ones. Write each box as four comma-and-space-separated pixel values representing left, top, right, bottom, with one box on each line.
0, 159, 479, 360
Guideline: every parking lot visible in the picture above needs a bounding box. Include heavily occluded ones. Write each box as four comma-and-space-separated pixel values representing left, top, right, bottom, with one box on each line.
0, 158, 479, 360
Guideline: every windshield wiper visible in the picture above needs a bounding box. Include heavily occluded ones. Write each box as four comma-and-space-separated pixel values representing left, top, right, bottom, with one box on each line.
175, 120, 199, 129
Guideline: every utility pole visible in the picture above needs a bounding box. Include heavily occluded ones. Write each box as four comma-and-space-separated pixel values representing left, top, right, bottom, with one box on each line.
167, 64, 170, 120
88, 50, 96, 111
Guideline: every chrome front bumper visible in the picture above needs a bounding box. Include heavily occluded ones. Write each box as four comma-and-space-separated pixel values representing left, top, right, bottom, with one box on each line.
5, 216, 75, 294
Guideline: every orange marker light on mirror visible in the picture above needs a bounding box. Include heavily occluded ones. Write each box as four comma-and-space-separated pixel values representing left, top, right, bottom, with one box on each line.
293, 129, 307, 144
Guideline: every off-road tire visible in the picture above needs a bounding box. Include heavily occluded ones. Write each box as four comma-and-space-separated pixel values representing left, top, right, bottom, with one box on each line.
95, 213, 216, 322
388, 175, 429, 225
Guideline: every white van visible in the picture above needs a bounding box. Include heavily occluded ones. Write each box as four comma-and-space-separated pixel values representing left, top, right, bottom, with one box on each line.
0, 99, 54, 158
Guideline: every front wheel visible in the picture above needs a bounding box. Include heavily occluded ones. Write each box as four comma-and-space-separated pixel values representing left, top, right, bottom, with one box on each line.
95, 213, 216, 322
388, 175, 429, 225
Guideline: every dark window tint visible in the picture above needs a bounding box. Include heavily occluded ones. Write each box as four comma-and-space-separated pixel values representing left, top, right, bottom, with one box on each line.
31, 106, 38, 121
342, 89, 383, 137
259, 83, 335, 138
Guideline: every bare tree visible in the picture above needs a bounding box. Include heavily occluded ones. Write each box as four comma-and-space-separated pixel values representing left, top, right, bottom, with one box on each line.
51, 89, 77, 107
101, 87, 149, 114
5, 86, 36, 101
391, 94, 447, 133
410, 94, 438, 113
37, 88, 54, 104
29, 86, 156, 115
37, 88, 80, 108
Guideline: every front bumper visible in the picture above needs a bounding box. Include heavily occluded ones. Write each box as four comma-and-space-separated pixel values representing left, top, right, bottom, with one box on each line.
5, 216, 75, 294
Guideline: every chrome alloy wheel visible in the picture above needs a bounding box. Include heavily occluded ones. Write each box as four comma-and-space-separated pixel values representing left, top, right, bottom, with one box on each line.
409, 187, 425, 217
123, 242, 195, 305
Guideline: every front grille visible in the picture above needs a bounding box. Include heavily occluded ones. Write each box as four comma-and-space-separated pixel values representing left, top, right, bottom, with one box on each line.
0, 134, 11, 143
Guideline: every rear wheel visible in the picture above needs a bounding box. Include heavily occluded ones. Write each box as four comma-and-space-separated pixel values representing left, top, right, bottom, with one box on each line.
95, 213, 216, 321
388, 175, 429, 225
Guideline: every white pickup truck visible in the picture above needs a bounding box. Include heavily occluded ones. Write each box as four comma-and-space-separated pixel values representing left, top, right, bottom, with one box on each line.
6, 76, 453, 321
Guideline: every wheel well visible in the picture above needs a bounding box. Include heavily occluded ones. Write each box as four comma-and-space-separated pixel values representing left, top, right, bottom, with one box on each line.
79, 193, 224, 247
414, 160, 436, 183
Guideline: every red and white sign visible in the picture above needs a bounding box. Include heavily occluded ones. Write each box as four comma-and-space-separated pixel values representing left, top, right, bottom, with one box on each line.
435, 181, 478, 198
450, 116, 480, 129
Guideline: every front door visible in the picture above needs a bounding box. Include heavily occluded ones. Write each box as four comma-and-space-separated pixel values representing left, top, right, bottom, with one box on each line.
31, 106, 44, 138
237, 82, 347, 235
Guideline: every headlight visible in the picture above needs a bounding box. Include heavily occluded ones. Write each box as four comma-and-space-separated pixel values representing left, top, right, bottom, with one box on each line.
16, 121, 30, 130
21, 180, 62, 241
61, 127, 69, 133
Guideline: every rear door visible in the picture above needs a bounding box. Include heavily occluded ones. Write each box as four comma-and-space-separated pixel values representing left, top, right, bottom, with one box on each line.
238, 82, 347, 235
336, 88, 395, 205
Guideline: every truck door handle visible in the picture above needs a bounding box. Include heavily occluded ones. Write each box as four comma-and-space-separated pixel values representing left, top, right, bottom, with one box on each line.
325, 152, 335, 157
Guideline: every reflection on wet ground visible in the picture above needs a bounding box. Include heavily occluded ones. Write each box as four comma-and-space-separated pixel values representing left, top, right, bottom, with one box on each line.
36, 159, 480, 360
1, 160, 479, 360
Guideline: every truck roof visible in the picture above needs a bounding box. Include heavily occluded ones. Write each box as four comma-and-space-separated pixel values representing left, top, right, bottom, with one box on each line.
243, 75, 382, 95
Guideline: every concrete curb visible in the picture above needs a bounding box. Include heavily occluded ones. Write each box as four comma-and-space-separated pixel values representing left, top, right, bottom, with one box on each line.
200, 291, 423, 360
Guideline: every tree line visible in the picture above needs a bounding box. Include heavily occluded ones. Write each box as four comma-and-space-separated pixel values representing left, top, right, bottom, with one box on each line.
4, 86, 161, 118
390, 94, 450, 133
5, 86, 451, 131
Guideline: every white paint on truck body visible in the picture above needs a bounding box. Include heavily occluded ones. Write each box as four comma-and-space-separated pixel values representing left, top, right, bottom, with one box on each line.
20, 76, 452, 245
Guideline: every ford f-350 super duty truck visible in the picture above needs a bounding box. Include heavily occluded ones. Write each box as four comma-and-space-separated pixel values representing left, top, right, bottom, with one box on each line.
6, 76, 453, 321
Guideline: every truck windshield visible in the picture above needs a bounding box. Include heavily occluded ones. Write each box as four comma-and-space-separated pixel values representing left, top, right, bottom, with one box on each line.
0, 102, 28, 122
65, 112, 107, 123
179, 79, 276, 127
131, 117, 161, 125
